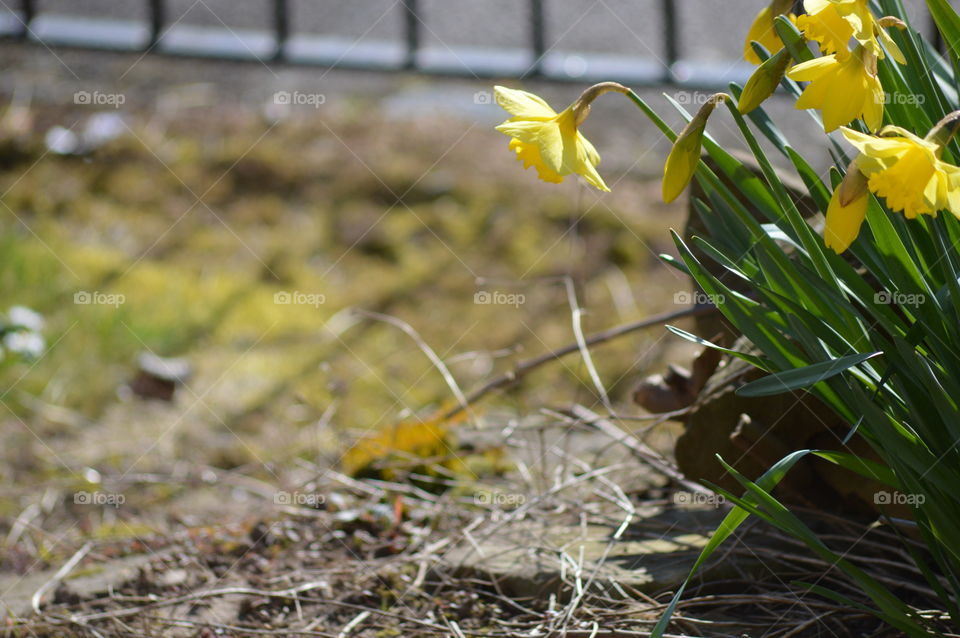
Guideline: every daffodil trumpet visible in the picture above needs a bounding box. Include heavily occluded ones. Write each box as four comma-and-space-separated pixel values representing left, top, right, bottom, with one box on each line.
662, 93, 729, 203
494, 82, 629, 192
798, 0, 906, 64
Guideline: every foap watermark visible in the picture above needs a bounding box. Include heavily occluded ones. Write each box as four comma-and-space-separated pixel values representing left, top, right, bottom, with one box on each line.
673, 290, 724, 306
274, 291, 326, 307
74, 290, 125, 307
274, 490, 325, 507
878, 91, 925, 106
474, 90, 494, 105
474, 490, 526, 507
875, 490, 925, 506
273, 91, 326, 108
74, 490, 125, 507
873, 290, 925, 308
474, 291, 525, 307
674, 491, 726, 507
74, 90, 126, 108
673, 91, 716, 107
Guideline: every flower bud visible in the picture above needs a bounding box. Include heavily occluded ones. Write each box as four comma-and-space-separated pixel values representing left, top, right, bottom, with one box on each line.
739, 47, 792, 114
662, 94, 728, 203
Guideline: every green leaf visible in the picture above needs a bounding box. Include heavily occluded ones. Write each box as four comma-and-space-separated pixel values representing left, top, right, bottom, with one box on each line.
665, 325, 768, 368
649, 450, 812, 638
812, 451, 900, 487
774, 15, 814, 64
736, 352, 882, 397
925, 0, 960, 62
714, 457, 935, 636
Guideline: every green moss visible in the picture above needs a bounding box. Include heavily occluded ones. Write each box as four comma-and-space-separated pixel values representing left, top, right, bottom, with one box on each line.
0, 100, 683, 524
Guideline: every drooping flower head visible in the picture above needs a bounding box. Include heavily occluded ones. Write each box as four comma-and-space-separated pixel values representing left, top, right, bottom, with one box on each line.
787, 46, 883, 132
494, 83, 627, 192
798, 0, 906, 63
824, 120, 960, 253
743, 0, 797, 65
844, 126, 960, 219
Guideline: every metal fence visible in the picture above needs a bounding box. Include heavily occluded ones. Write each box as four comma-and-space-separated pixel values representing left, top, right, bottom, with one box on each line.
0, 0, 935, 88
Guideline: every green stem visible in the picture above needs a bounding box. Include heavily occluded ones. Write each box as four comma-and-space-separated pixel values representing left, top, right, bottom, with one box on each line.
623, 89, 679, 142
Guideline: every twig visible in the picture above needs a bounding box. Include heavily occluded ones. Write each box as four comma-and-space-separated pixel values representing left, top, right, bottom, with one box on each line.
780, 610, 836, 638
59, 583, 452, 633
337, 610, 370, 637
564, 277, 612, 412
32, 541, 92, 613
354, 309, 477, 426
4, 502, 40, 548
444, 304, 716, 420
568, 405, 712, 495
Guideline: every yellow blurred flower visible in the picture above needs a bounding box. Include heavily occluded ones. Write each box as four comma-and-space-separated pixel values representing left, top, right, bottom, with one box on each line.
787, 47, 883, 132
799, 0, 905, 63
743, 0, 796, 65
842, 126, 960, 219
494, 83, 627, 192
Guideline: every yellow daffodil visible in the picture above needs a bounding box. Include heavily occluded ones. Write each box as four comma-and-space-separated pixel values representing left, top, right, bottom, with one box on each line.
842, 126, 960, 219
799, 0, 905, 63
743, 0, 796, 65
824, 164, 870, 253
787, 46, 883, 132
494, 83, 627, 192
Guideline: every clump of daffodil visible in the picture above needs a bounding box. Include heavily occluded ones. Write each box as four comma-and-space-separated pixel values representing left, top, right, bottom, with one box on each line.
743, 0, 796, 65
662, 94, 729, 203
787, 46, 883, 132
797, 0, 906, 63
494, 83, 628, 192
824, 117, 960, 253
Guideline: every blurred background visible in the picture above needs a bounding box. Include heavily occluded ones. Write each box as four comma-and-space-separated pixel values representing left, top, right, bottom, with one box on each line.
0, 0, 942, 599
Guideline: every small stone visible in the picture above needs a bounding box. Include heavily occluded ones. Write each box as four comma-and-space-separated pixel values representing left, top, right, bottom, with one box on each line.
158, 568, 188, 587
128, 352, 192, 401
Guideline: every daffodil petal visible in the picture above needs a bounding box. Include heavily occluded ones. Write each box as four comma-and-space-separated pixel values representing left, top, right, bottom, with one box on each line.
493, 86, 557, 119
744, 6, 788, 65
804, 0, 831, 13
923, 172, 941, 211
945, 167, 960, 218
824, 188, 869, 253
576, 131, 601, 168
575, 140, 609, 191
863, 76, 885, 132
787, 55, 838, 81
877, 26, 906, 64
841, 127, 908, 160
